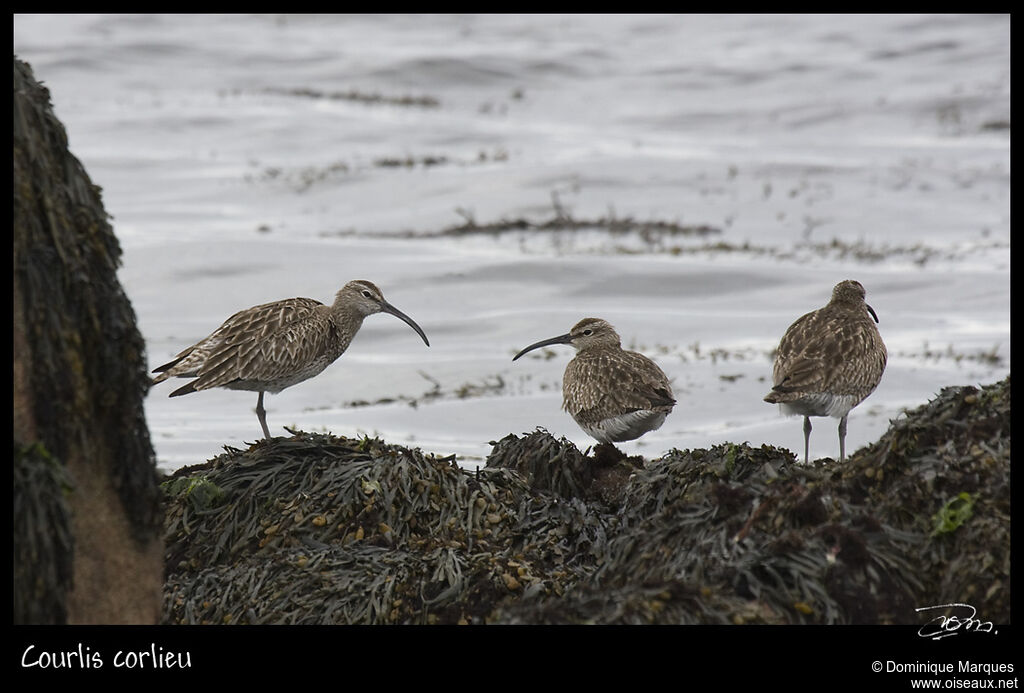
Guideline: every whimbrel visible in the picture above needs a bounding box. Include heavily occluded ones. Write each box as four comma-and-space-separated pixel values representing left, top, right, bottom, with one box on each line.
151, 280, 429, 440
764, 280, 886, 464
513, 318, 676, 445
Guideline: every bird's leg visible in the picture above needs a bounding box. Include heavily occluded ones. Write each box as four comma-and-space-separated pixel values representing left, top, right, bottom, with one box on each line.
802, 416, 812, 464
838, 414, 848, 464
256, 391, 272, 440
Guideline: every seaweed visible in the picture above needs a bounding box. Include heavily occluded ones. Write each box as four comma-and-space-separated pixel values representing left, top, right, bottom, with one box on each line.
163, 377, 1010, 625
14, 56, 163, 624
13, 442, 75, 624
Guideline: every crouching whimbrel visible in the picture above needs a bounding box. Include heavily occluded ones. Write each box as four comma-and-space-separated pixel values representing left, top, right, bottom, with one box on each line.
764, 279, 886, 464
151, 280, 430, 440
513, 318, 676, 447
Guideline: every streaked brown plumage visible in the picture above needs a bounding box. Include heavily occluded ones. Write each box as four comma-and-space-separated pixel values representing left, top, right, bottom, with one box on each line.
151, 280, 429, 440
764, 279, 886, 464
513, 318, 675, 444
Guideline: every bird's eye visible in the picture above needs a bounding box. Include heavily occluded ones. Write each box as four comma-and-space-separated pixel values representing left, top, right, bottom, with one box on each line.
583, 329, 593, 336
362, 290, 372, 298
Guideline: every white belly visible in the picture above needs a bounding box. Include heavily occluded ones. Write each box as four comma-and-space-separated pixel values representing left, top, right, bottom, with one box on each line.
578, 409, 668, 443
778, 392, 861, 420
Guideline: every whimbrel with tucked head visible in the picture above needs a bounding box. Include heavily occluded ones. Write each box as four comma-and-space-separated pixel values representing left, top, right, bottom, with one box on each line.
513, 318, 676, 445
764, 280, 886, 464
151, 280, 429, 440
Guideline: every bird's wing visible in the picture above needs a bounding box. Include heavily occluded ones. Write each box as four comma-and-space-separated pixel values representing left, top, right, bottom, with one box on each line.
566, 351, 674, 424
212, 297, 325, 344
768, 308, 830, 389
771, 308, 886, 395
186, 298, 333, 390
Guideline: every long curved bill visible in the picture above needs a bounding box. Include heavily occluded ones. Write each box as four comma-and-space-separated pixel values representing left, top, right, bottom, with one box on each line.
512, 332, 573, 361
381, 302, 430, 346
866, 303, 879, 324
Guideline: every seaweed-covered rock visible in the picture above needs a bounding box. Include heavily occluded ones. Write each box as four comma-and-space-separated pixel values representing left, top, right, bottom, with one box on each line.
13, 57, 162, 624
490, 442, 919, 625
485, 429, 593, 498
13, 442, 74, 624
162, 377, 1010, 625
844, 377, 1011, 620
486, 429, 642, 507
164, 432, 544, 624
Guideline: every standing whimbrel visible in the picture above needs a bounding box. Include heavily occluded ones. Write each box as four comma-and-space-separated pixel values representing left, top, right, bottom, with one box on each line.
151, 280, 429, 440
513, 318, 676, 445
764, 280, 886, 464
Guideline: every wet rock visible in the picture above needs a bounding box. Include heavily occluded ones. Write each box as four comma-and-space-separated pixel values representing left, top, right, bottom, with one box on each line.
13, 57, 163, 624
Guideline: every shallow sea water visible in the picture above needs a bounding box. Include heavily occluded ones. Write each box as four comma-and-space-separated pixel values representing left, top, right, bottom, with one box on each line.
14, 14, 1010, 472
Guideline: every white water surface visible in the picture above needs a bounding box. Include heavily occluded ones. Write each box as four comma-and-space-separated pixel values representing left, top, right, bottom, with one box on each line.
14, 14, 1010, 472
